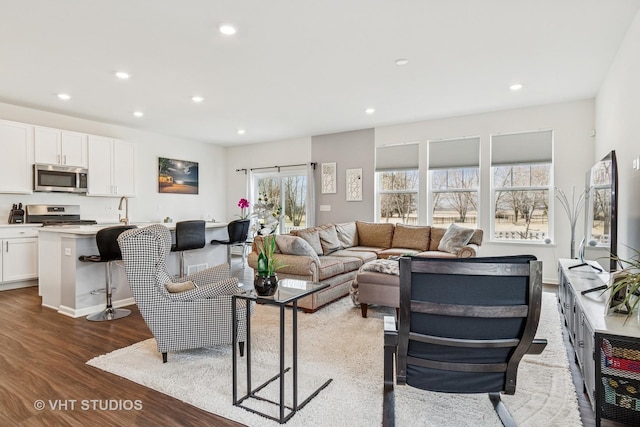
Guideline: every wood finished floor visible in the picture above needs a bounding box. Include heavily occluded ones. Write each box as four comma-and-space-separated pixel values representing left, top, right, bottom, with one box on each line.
0, 261, 626, 426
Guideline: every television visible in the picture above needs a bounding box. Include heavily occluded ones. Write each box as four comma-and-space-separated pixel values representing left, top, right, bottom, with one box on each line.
582, 150, 618, 272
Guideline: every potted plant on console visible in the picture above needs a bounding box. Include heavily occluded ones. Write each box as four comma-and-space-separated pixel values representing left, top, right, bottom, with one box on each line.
607, 247, 640, 322
255, 235, 285, 296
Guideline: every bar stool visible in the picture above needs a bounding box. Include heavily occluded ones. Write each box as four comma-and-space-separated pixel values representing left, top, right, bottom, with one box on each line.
210, 219, 251, 264
171, 220, 206, 276
79, 225, 137, 321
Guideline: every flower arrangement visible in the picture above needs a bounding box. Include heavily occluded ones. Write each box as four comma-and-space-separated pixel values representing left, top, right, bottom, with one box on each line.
251, 193, 281, 234
237, 198, 250, 219
556, 185, 588, 258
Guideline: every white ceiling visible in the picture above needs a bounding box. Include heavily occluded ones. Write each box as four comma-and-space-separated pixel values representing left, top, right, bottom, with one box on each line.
1, 0, 639, 146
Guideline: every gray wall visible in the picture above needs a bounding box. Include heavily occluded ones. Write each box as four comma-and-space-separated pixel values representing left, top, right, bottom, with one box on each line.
312, 129, 375, 224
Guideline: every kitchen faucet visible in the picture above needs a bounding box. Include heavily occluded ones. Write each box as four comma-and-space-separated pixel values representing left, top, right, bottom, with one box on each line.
118, 196, 129, 225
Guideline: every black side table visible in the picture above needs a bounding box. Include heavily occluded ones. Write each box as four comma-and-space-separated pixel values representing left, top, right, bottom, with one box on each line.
232, 279, 332, 424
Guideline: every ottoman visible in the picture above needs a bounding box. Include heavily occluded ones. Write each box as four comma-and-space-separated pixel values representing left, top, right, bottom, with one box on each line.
352, 259, 400, 318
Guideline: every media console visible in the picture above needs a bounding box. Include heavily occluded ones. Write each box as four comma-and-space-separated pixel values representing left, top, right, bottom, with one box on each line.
558, 259, 640, 426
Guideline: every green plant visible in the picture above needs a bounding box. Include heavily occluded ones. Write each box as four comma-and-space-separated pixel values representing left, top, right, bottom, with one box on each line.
607, 246, 640, 319
256, 235, 286, 277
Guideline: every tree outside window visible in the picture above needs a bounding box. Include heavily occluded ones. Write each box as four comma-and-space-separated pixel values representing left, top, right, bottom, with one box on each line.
492, 164, 550, 240
430, 168, 478, 228
377, 170, 418, 224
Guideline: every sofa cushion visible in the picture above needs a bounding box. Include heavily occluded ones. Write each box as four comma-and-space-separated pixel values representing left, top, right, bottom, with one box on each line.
318, 257, 345, 280
331, 249, 378, 264
356, 221, 394, 248
276, 235, 320, 264
318, 225, 344, 255
296, 229, 324, 256
469, 229, 483, 246
377, 248, 419, 258
335, 222, 358, 247
415, 250, 458, 259
429, 227, 446, 251
391, 224, 430, 251
438, 223, 476, 254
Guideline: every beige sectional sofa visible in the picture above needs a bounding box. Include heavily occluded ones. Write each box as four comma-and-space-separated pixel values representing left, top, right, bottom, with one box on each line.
247, 221, 483, 312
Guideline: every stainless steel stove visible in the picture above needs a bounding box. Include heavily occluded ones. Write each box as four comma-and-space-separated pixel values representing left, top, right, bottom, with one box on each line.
25, 204, 97, 226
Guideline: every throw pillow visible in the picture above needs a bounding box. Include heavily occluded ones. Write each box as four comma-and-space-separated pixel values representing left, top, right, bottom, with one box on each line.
438, 223, 475, 254
168, 277, 240, 301
165, 280, 197, 293
335, 222, 358, 247
356, 221, 394, 248
276, 235, 321, 264
296, 229, 324, 255
391, 224, 430, 251
318, 225, 344, 255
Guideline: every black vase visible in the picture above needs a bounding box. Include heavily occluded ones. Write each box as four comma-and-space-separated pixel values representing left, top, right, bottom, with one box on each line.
254, 273, 278, 296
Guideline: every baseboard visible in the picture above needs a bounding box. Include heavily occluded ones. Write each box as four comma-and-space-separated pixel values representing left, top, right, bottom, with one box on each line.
58, 297, 137, 318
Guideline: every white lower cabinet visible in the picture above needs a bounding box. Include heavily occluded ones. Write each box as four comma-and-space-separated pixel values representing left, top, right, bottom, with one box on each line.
0, 227, 39, 285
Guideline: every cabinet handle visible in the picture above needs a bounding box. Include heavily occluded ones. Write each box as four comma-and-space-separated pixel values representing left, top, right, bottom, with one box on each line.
57, 154, 61, 164
63, 155, 67, 164
5, 241, 8, 253
578, 340, 584, 348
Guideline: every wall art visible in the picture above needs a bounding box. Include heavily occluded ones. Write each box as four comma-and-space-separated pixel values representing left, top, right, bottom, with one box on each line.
158, 157, 199, 194
346, 168, 362, 201
321, 162, 337, 194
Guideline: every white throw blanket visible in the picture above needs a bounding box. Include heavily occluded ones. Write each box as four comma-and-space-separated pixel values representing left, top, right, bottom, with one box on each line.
350, 258, 399, 305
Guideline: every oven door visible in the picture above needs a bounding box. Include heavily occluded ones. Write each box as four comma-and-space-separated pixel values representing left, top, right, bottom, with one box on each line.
33, 164, 88, 193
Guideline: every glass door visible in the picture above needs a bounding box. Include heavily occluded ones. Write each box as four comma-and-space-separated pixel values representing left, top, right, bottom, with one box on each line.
253, 168, 308, 234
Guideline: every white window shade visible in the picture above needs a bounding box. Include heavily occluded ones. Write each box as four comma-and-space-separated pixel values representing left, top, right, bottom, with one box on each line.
428, 137, 480, 169
491, 130, 553, 165
375, 144, 419, 171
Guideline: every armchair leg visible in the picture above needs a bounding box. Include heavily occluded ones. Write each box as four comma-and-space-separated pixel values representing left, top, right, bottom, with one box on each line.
489, 392, 516, 427
162, 352, 167, 363
361, 303, 368, 318
238, 341, 245, 357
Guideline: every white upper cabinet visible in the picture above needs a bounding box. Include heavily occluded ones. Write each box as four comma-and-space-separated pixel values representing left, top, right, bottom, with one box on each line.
0, 120, 33, 194
87, 135, 135, 197
34, 126, 87, 167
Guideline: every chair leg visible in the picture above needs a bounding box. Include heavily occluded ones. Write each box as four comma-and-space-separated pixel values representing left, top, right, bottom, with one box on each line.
87, 261, 131, 322
238, 341, 245, 357
361, 303, 368, 318
489, 392, 517, 427
162, 352, 167, 363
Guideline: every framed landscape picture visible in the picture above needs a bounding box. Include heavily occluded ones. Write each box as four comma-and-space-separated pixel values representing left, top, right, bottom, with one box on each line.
158, 157, 199, 194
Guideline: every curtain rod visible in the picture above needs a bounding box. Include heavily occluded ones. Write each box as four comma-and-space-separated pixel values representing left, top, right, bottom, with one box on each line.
235, 162, 316, 174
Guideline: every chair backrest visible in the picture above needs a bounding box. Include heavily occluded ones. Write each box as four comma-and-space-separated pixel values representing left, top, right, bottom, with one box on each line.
227, 219, 250, 244
397, 255, 542, 395
95, 225, 137, 262
173, 220, 206, 251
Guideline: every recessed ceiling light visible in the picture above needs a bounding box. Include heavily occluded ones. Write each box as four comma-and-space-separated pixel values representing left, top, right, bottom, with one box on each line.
395, 58, 409, 66
509, 83, 523, 91
57, 93, 71, 100
192, 96, 204, 103
133, 111, 144, 117
115, 71, 130, 79
237, 129, 246, 135
219, 24, 237, 36
365, 108, 375, 115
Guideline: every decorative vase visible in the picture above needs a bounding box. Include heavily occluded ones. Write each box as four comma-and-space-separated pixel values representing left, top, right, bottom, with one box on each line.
254, 273, 278, 296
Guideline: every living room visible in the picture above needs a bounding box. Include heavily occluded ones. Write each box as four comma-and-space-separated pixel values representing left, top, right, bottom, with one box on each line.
2, 1, 640, 425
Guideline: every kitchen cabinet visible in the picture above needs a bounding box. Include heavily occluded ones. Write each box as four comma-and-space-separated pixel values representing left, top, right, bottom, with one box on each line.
34, 126, 87, 167
0, 120, 33, 194
0, 226, 39, 287
87, 136, 135, 197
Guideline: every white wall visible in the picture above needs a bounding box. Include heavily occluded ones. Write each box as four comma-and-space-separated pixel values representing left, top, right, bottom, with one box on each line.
595, 9, 640, 262
376, 99, 596, 283
0, 102, 226, 224
224, 137, 311, 221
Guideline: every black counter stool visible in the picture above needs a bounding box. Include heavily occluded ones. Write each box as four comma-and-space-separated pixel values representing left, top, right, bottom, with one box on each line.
211, 219, 250, 264
79, 225, 137, 321
171, 220, 206, 276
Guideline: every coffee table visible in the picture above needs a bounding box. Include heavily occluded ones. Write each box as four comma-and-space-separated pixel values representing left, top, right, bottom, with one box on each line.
232, 278, 332, 423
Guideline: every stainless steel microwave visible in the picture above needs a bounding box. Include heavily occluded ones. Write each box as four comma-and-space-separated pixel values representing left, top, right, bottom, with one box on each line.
33, 164, 88, 193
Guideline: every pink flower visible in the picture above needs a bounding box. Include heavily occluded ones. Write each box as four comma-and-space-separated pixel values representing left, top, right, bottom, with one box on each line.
238, 198, 250, 209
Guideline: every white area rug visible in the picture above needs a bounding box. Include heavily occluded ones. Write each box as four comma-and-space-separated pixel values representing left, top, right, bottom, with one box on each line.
87, 292, 582, 426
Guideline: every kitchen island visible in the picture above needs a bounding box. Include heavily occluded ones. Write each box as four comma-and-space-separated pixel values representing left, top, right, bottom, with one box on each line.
38, 222, 229, 317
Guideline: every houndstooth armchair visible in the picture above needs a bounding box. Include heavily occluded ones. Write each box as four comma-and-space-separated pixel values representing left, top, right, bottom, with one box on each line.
118, 224, 252, 363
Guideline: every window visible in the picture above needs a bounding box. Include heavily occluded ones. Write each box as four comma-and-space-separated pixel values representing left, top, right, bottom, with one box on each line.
253, 169, 308, 234
375, 144, 419, 224
491, 130, 553, 241
428, 137, 480, 228
376, 170, 419, 224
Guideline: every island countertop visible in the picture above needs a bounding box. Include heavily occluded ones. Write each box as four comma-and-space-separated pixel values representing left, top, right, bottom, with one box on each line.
36, 221, 227, 236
